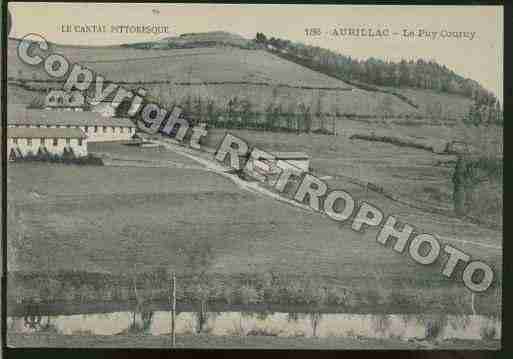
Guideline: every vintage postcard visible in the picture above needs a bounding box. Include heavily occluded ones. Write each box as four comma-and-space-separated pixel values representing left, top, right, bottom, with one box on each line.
3, 2, 503, 349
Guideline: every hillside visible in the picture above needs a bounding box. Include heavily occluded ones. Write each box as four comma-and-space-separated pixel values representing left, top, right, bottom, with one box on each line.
7, 36, 475, 120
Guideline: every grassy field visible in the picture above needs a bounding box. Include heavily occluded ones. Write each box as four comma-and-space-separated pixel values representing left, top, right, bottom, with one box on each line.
381, 87, 473, 121
7, 139, 501, 314
204, 128, 502, 222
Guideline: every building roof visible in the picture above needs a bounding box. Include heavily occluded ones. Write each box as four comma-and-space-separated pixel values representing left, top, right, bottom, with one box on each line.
8, 104, 136, 128
273, 152, 310, 160
7, 127, 87, 139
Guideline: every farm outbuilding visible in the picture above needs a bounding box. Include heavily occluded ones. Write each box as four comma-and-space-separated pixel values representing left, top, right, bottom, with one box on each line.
274, 152, 311, 172
43, 90, 86, 111
8, 104, 136, 142
243, 151, 311, 182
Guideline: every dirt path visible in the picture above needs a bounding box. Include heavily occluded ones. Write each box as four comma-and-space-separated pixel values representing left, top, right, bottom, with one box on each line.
147, 137, 501, 252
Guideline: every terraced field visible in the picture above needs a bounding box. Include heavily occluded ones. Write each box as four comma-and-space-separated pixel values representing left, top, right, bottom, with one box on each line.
8, 39, 419, 116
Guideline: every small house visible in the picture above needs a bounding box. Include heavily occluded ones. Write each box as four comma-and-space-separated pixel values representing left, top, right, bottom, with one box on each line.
243, 151, 311, 183
274, 152, 311, 172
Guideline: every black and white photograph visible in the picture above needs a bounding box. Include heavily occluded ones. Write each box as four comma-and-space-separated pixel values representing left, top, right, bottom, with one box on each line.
2, 2, 503, 350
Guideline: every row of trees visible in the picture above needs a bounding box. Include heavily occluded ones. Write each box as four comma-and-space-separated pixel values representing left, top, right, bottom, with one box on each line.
255, 33, 498, 107
171, 92, 501, 130
465, 99, 503, 126
121, 90, 339, 134
424, 97, 503, 127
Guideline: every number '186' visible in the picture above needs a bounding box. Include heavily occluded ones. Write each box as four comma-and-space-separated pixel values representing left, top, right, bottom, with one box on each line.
305, 28, 321, 36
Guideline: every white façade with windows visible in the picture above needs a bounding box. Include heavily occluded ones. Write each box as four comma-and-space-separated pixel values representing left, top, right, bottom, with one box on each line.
77, 123, 134, 142
7, 127, 88, 160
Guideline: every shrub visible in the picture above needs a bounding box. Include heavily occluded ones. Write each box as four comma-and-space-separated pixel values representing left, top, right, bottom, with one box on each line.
62, 147, 76, 161
221, 285, 234, 304
326, 287, 351, 307
49, 154, 61, 162
74, 154, 104, 166
38, 321, 60, 334
63, 289, 77, 303
238, 285, 262, 305
311, 128, 335, 135
10, 151, 105, 165
480, 323, 497, 340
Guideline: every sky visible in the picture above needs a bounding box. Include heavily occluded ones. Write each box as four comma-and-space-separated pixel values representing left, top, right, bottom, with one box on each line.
8, 3, 503, 101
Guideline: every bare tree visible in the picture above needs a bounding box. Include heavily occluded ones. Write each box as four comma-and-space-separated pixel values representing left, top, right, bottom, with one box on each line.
120, 224, 150, 327
315, 92, 325, 132
376, 95, 394, 129
183, 239, 215, 334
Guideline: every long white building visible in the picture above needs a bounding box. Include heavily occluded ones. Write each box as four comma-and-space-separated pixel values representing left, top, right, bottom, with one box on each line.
7, 127, 88, 160
8, 104, 136, 142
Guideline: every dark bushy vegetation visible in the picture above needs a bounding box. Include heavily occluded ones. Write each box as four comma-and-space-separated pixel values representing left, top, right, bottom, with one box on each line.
255, 33, 497, 103
449, 156, 503, 237
467, 156, 503, 181
10, 153, 103, 166
480, 324, 497, 340
349, 133, 437, 152
254, 33, 502, 126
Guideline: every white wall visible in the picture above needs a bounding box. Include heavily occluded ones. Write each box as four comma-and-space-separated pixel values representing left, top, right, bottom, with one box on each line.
80, 125, 134, 142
